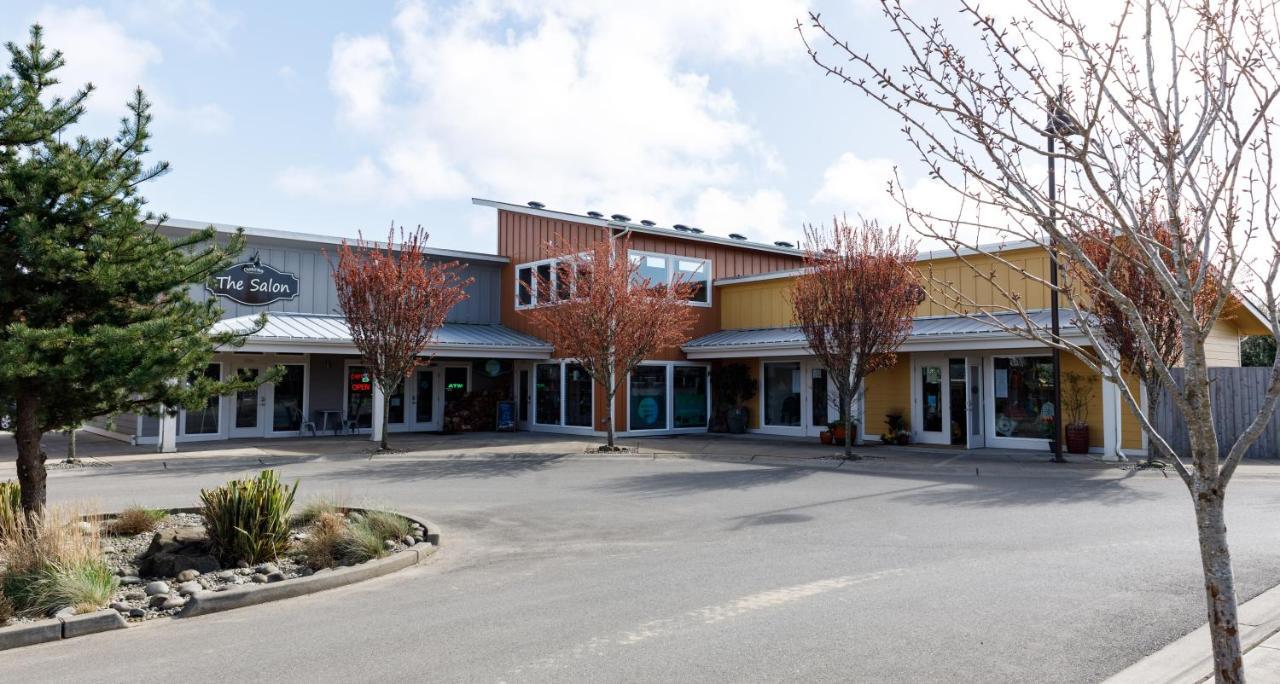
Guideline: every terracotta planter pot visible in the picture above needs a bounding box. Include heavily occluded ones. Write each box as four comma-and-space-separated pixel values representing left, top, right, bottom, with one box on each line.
1065, 424, 1090, 454
830, 426, 846, 443
820, 430, 833, 445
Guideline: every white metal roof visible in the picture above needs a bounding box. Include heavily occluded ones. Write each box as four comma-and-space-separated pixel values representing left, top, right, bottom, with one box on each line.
160, 218, 509, 264
682, 310, 1081, 357
210, 313, 552, 358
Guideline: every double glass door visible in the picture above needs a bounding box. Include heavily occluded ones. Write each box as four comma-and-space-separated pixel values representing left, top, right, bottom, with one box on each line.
760, 360, 842, 437
914, 354, 983, 447
230, 361, 307, 438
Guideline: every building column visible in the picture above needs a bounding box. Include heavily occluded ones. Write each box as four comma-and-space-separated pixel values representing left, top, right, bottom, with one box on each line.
158, 407, 178, 454
371, 382, 385, 443
1101, 375, 1125, 462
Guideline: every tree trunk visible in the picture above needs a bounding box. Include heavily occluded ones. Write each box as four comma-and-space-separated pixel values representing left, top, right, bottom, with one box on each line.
379, 383, 391, 451
1145, 379, 1163, 466
1194, 485, 1244, 682
840, 390, 859, 460
605, 371, 616, 450
65, 428, 77, 464
14, 391, 47, 519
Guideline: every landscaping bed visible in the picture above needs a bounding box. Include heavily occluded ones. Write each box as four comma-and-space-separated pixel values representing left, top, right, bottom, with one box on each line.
0, 471, 435, 639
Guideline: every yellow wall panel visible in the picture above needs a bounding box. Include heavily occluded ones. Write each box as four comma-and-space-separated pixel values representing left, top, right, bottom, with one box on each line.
1060, 353, 1105, 447
863, 354, 911, 436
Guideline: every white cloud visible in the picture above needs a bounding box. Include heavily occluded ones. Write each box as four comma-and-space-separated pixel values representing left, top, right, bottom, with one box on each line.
33, 5, 230, 136
280, 0, 803, 230
124, 0, 238, 52
692, 189, 794, 245
329, 34, 397, 129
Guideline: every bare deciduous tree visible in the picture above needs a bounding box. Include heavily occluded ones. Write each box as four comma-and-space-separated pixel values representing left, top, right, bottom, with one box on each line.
791, 217, 920, 459
329, 226, 470, 451
526, 236, 698, 450
799, 2, 1280, 679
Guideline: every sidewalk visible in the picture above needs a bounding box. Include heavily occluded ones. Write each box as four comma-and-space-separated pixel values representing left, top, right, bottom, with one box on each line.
1106, 582, 1280, 682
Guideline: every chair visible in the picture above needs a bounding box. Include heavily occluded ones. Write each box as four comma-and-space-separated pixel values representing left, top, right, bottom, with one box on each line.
296, 407, 316, 436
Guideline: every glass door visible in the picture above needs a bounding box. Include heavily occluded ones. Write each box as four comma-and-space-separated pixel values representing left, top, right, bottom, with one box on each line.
230, 364, 266, 438
516, 365, 532, 430
761, 361, 803, 434
270, 364, 306, 434
914, 354, 950, 445
967, 357, 985, 448
410, 367, 439, 431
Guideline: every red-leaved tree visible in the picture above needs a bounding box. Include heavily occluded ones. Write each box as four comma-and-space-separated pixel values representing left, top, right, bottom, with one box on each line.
792, 217, 920, 459
526, 235, 697, 450
329, 226, 470, 450
1073, 209, 1220, 465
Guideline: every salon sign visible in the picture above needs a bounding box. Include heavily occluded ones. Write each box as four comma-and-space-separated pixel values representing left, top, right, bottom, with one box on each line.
207, 254, 299, 306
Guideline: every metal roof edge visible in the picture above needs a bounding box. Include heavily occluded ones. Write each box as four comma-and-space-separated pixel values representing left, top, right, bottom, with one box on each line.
159, 218, 509, 264
472, 198, 807, 259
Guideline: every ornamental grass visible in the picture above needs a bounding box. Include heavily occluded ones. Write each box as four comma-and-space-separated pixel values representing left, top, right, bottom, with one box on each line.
0, 505, 117, 616
199, 469, 298, 565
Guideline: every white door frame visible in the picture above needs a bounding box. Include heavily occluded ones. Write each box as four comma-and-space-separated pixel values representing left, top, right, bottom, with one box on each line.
964, 356, 986, 448
911, 353, 951, 445
178, 361, 226, 442
267, 359, 309, 437
229, 360, 268, 439
407, 365, 441, 432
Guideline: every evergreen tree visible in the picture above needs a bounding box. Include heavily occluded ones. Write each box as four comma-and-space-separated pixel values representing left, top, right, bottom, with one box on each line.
1242, 335, 1277, 367
0, 26, 260, 516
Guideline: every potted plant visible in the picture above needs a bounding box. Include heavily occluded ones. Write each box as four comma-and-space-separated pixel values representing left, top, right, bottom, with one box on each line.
882, 413, 911, 445
710, 363, 757, 434
1063, 371, 1094, 454
827, 419, 858, 444
819, 430, 833, 445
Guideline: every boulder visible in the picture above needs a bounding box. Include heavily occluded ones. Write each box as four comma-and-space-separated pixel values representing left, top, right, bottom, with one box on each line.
177, 581, 201, 596
176, 569, 200, 582
144, 581, 170, 596
138, 527, 220, 577
250, 573, 268, 583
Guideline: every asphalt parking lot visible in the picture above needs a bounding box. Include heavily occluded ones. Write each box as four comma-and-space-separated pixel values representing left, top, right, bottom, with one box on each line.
2, 438, 1279, 682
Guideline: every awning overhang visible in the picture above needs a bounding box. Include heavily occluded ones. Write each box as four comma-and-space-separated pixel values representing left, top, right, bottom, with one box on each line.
210, 313, 554, 359
682, 310, 1090, 359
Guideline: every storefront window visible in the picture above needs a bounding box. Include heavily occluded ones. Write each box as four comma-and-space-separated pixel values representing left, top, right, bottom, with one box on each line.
629, 365, 668, 430
536, 363, 561, 425
675, 259, 709, 303
272, 364, 305, 432
764, 362, 801, 427
565, 363, 592, 427
415, 369, 433, 423
673, 366, 707, 428
921, 364, 943, 432
993, 356, 1055, 439
184, 364, 221, 435
348, 366, 373, 429
444, 367, 468, 406
387, 380, 404, 424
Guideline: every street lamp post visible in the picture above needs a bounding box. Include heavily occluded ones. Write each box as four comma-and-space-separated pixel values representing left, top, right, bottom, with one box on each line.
1047, 97, 1073, 464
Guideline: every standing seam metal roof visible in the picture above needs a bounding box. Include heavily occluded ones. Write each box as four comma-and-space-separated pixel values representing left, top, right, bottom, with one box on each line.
210, 312, 552, 348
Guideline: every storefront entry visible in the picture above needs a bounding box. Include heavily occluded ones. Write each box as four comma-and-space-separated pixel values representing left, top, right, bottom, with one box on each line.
912, 354, 984, 448
759, 359, 841, 438
345, 362, 471, 433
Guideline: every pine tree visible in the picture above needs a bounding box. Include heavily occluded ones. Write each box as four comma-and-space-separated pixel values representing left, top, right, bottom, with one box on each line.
0, 26, 260, 517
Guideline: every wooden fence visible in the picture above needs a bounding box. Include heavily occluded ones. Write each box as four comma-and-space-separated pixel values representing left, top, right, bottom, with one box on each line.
1152, 367, 1280, 460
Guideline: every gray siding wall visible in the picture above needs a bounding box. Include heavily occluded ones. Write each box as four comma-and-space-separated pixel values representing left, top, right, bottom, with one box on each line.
174, 231, 502, 324
309, 355, 350, 413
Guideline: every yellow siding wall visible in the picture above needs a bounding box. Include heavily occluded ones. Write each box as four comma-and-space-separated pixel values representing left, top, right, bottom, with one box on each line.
1205, 319, 1242, 367
721, 281, 795, 329
718, 246, 1052, 330
863, 354, 911, 436
1120, 371, 1144, 451
917, 247, 1051, 316
1060, 354, 1105, 448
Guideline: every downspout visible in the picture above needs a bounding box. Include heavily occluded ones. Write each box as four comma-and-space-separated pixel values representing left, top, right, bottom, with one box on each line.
607, 220, 635, 440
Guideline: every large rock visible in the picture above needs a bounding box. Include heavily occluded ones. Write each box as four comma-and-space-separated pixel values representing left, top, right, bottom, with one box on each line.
138, 527, 221, 577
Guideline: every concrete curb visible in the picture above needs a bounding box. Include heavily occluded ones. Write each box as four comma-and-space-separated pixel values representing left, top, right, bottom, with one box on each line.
179, 511, 440, 619
1105, 582, 1280, 683
0, 509, 439, 650
0, 609, 128, 652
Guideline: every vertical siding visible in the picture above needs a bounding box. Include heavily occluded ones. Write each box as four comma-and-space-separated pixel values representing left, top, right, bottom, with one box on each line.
181, 234, 502, 324
1121, 371, 1145, 450
496, 210, 804, 361
917, 248, 1051, 317
863, 354, 911, 436
1060, 354, 1105, 447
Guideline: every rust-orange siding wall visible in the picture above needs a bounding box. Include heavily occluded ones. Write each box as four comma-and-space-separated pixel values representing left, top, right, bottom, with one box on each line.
496, 210, 803, 431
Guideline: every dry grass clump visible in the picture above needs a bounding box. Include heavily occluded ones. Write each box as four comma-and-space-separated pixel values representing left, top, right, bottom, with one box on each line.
292, 496, 342, 527
0, 481, 20, 540
0, 505, 117, 616
0, 588, 13, 626
109, 505, 167, 536
299, 512, 347, 570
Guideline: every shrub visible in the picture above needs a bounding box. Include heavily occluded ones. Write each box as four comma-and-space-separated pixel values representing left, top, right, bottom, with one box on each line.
0, 506, 116, 616
362, 510, 411, 542
292, 496, 341, 527
299, 512, 347, 570
3, 558, 117, 616
0, 590, 13, 626
0, 480, 20, 539
339, 518, 388, 565
199, 470, 298, 565
109, 506, 167, 536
